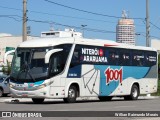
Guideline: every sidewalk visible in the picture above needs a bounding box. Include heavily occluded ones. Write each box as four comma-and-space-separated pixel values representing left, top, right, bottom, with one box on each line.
0, 96, 159, 103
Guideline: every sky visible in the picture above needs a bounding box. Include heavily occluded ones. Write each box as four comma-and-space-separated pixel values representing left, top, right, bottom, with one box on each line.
0, 0, 160, 46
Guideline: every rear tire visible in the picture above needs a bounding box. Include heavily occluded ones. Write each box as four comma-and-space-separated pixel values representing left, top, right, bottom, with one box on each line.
63, 86, 77, 103
130, 84, 139, 100
124, 84, 139, 100
32, 98, 44, 104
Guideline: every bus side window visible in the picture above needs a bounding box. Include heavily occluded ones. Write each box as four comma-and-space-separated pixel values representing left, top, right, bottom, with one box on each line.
70, 51, 79, 68
108, 49, 119, 65
50, 56, 58, 74
49, 44, 72, 77
145, 52, 157, 67
132, 51, 145, 66
119, 50, 130, 66
70, 44, 83, 68
72, 52, 79, 63
49, 52, 64, 76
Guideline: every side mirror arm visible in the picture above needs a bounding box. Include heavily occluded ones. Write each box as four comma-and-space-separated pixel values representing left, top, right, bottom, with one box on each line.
45, 49, 63, 63
3, 50, 15, 65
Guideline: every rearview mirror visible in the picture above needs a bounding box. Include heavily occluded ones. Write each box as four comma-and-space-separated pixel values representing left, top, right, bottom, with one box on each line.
45, 49, 63, 63
4, 50, 15, 65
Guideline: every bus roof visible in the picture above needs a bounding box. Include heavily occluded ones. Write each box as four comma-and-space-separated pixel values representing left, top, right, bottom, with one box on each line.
18, 37, 157, 51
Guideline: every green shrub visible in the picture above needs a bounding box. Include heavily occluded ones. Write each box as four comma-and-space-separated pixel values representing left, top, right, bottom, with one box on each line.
2, 60, 11, 75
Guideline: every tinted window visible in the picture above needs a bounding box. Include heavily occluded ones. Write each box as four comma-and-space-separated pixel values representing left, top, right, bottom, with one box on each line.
49, 52, 64, 76
108, 49, 119, 65
145, 51, 157, 66
70, 44, 157, 67
71, 45, 108, 66
70, 45, 81, 68
49, 44, 72, 77
118, 49, 131, 66
132, 50, 145, 66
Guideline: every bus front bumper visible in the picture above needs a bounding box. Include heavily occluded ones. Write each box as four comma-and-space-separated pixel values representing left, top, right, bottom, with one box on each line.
9, 87, 49, 98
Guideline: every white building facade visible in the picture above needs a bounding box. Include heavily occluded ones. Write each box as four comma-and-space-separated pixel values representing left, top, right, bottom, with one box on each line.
151, 39, 160, 54
0, 34, 37, 65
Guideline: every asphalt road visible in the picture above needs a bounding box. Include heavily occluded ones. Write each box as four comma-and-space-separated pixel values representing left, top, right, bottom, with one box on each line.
0, 96, 160, 120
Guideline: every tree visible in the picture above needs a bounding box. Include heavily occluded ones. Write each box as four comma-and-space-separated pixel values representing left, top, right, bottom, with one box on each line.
2, 60, 11, 75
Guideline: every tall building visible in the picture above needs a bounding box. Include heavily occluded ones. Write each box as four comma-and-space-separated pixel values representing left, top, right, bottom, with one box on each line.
116, 11, 135, 45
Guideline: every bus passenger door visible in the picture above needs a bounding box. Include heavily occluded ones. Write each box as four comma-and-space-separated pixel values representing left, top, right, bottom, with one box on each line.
81, 65, 101, 97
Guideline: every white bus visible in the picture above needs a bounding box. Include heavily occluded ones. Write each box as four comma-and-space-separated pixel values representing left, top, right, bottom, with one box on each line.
9, 37, 158, 103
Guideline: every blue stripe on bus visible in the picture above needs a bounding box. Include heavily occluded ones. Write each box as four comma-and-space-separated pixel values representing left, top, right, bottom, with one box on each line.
94, 65, 150, 96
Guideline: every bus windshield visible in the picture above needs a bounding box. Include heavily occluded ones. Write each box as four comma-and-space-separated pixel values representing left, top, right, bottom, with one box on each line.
10, 44, 72, 82
10, 47, 52, 82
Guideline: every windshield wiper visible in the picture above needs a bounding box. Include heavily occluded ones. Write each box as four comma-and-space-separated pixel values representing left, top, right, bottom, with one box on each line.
25, 62, 35, 82
16, 49, 36, 82
17, 61, 35, 82
16, 62, 26, 80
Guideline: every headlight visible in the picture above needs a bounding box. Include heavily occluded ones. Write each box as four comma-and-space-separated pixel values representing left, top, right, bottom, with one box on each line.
10, 84, 14, 88
37, 84, 46, 89
36, 81, 54, 90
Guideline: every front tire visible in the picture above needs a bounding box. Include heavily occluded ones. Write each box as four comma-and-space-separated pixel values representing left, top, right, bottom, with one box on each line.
63, 86, 77, 103
32, 98, 45, 104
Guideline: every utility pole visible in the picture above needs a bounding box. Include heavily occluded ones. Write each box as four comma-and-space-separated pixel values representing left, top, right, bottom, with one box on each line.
23, 0, 27, 41
146, 0, 150, 47
146, 0, 151, 98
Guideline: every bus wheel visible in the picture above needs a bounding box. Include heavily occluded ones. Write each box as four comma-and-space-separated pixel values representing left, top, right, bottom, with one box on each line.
32, 98, 45, 104
99, 96, 112, 101
130, 84, 139, 100
63, 86, 77, 103
125, 84, 139, 100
